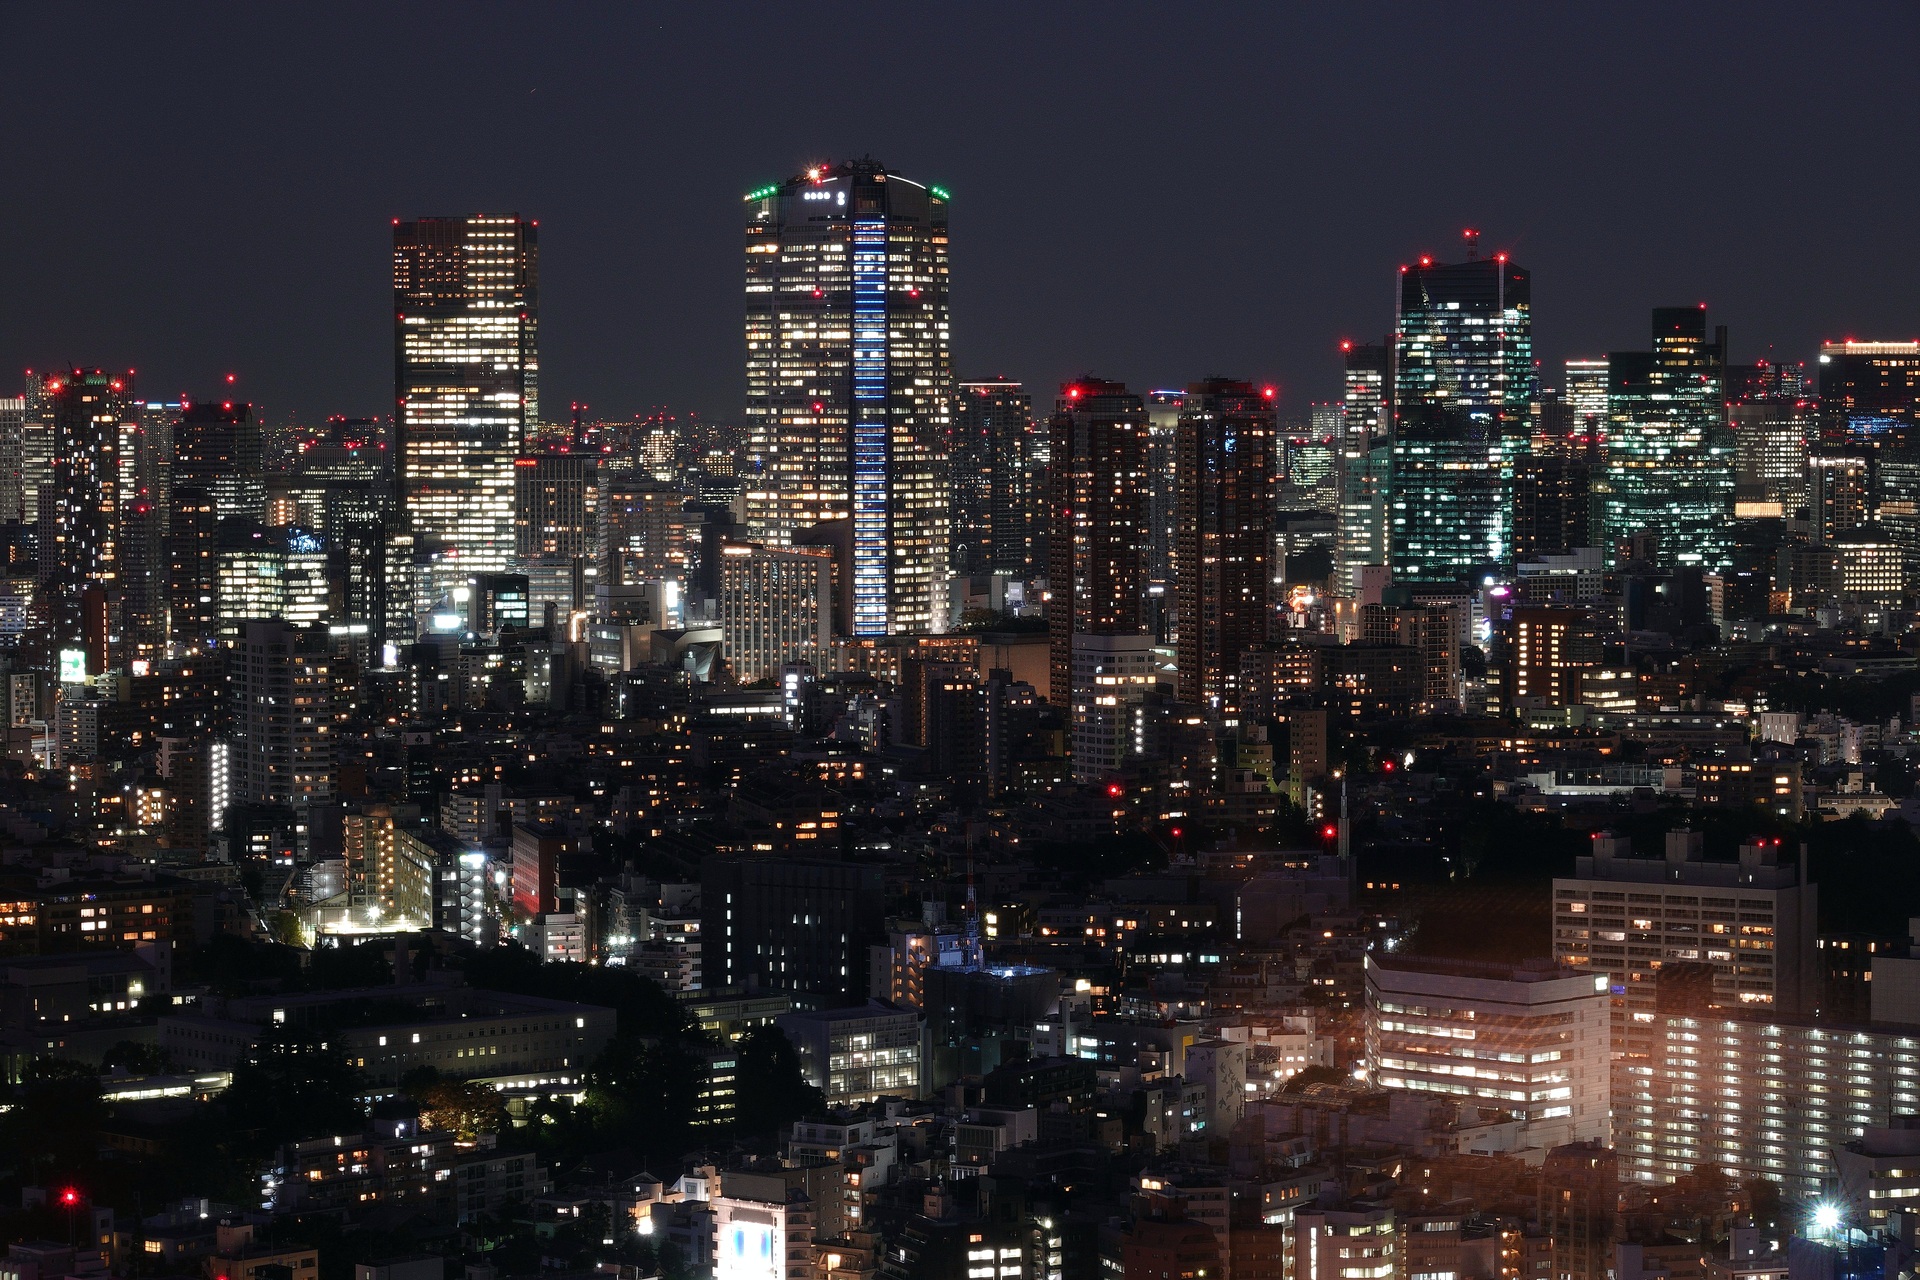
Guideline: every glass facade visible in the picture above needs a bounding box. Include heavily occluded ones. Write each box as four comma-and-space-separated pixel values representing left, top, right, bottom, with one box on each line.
1335, 342, 1390, 597
1596, 306, 1734, 569
743, 160, 950, 636
1388, 248, 1532, 582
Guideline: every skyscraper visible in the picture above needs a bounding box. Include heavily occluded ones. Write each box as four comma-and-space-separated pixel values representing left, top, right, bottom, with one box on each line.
1596, 306, 1734, 569
40, 369, 134, 673
1388, 233, 1532, 582
962, 380, 1041, 581
393, 215, 539, 622
1174, 378, 1276, 710
1047, 378, 1149, 709
174, 399, 265, 521
743, 159, 951, 635
1335, 340, 1391, 596
1818, 340, 1920, 446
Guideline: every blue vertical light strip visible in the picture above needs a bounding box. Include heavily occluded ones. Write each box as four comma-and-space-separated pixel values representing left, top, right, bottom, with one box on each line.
851, 215, 889, 636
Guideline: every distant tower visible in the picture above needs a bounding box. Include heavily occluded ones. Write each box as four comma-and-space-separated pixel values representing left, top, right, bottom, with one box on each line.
393, 215, 540, 618
743, 159, 952, 635
1174, 378, 1276, 710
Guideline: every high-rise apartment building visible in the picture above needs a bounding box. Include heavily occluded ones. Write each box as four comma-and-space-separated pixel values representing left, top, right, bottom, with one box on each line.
228, 620, 337, 818
1541, 1142, 1619, 1280
168, 487, 220, 655
0, 396, 23, 526
1551, 832, 1817, 1059
959, 380, 1041, 580
1597, 307, 1734, 569
393, 215, 539, 615
40, 369, 135, 674
1174, 379, 1275, 710
1335, 341, 1392, 597
743, 160, 950, 635
1389, 234, 1532, 582
1047, 379, 1149, 709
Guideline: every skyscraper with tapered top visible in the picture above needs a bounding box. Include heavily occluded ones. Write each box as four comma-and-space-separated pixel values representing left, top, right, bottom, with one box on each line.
743, 158, 951, 635
393, 214, 539, 625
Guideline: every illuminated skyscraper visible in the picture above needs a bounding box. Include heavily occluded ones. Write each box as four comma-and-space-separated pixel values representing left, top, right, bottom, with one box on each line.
174, 399, 265, 521
1388, 233, 1533, 582
1596, 306, 1734, 569
1818, 340, 1920, 446
743, 159, 950, 635
960, 380, 1042, 580
40, 369, 135, 673
392, 215, 539, 617
1563, 358, 1609, 436
1174, 378, 1276, 711
1335, 340, 1391, 596
1047, 378, 1148, 709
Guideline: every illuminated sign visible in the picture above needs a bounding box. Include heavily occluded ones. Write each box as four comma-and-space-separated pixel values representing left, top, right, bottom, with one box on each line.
59, 649, 88, 684
717, 1220, 776, 1280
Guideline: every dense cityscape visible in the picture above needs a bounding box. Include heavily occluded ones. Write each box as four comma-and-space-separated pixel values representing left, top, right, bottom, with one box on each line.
3, 20, 1920, 1280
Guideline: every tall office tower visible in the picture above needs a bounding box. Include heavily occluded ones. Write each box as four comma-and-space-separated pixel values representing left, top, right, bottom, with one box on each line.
1174, 379, 1276, 711
1596, 307, 1733, 570
393, 214, 539, 614
174, 399, 265, 520
19, 371, 58, 528
961, 380, 1041, 581
742, 159, 951, 636
716, 540, 834, 683
1731, 402, 1811, 507
228, 619, 336, 818
1047, 378, 1149, 708
1335, 340, 1392, 596
1563, 358, 1610, 435
1388, 233, 1533, 582
1540, 1142, 1619, 1280
118, 496, 168, 663
1818, 340, 1920, 446
1877, 448, 1920, 568
1726, 358, 1810, 404
513, 452, 599, 617
40, 369, 134, 674
168, 487, 220, 655
601, 473, 688, 584
216, 522, 331, 629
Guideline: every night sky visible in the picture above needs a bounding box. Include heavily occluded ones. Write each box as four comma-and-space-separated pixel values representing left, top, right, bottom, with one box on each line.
4, 3, 1916, 425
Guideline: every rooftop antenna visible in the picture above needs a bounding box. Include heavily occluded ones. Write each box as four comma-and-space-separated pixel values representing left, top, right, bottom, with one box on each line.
1463, 228, 1480, 261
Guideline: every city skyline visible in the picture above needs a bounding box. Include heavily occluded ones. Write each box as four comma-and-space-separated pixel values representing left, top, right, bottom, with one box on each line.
2, 5, 1916, 423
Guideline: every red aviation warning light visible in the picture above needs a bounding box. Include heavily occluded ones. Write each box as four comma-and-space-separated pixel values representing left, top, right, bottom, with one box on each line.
1106, 782, 1124, 799
60, 1188, 79, 1206
1262, 386, 1277, 399
1321, 824, 1339, 840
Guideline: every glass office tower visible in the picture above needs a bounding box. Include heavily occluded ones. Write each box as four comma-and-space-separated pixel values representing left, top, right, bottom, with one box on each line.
1335, 340, 1391, 596
1818, 340, 1920, 447
1597, 306, 1734, 569
1174, 379, 1276, 711
1388, 235, 1533, 582
393, 215, 539, 614
744, 159, 951, 635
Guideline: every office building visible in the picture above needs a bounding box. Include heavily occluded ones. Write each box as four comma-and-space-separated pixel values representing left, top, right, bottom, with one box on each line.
1389, 233, 1532, 581
513, 451, 598, 617
1807, 452, 1870, 542
1292, 1208, 1398, 1280
1818, 340, 1920, 446
1173, 379, 1275, 712
1597, 307, 1734, 569
743, 159, 950, 635
1731, 402, 1811, 507
216, 522, 331, 628
169, 487, 220, 655
1564, 358, 1610, 434
1365, 953, 1611, 1150
1048, 378, 1149, 708
701, 857, 885, 1006
1551, 832, 1818, 1058
0, 396, 21, 526
716, 540, 833, 684
775, 1002, 924, 1107
393, 215, 539, 612
1507, 607, 1593, 709
174, 399, 265, 520
1335, 341, 1392, 597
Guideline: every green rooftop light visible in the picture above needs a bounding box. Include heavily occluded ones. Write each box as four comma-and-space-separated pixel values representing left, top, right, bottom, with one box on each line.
930, 185, 951, 200
743, 185, 780, 202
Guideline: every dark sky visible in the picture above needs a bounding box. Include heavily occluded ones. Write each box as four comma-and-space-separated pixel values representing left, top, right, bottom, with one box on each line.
4, 3, 1916, 425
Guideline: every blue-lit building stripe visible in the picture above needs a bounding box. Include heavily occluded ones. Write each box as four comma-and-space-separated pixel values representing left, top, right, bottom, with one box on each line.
851, 216, 890, 636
